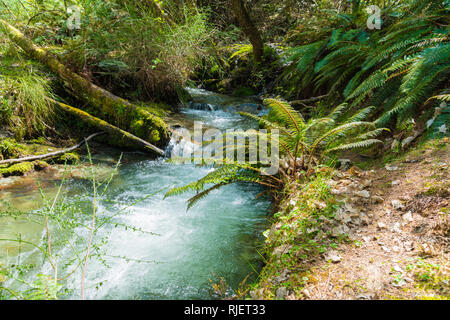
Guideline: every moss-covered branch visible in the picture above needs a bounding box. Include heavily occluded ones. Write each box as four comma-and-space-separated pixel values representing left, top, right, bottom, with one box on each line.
52, 99, 165, 155
0, 19, 170, 149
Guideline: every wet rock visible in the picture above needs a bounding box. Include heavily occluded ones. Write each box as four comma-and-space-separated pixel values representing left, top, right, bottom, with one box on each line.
189, 102, 216, 111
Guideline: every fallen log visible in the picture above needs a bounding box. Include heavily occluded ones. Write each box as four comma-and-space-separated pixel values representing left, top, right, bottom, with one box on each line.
51, 99, 165, 156
0, 19, 170, 149
0, 132, 105, 166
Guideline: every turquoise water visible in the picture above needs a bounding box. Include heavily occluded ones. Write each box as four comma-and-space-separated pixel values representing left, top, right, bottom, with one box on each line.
0, 89, 271, 299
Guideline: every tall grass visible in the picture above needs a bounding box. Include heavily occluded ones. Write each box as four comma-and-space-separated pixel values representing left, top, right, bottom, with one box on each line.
0, 43, 55, 139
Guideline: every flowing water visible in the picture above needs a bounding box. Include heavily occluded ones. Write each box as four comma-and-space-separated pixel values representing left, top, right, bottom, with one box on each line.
0, 89, 272, 300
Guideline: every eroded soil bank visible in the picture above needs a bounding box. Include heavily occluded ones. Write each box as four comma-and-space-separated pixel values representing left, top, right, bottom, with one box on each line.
250, 138, 449, 300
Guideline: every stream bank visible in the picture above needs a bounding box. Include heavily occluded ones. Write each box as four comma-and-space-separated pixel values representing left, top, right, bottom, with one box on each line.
0, 88, 273, 300
248, 138, 449, 300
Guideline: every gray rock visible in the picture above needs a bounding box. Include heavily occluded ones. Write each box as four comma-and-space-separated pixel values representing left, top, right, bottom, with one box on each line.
392, 200, 405, 210
354, 190, 370, 198
377, 222, 387, 230
385, 164, 399, 171
276, 287, 289, 300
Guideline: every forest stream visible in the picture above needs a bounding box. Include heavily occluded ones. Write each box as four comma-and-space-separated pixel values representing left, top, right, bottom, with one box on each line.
0, 88, 272, 299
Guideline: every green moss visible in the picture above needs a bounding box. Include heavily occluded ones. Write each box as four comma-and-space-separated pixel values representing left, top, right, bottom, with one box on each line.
0, 138, 25, 159
149, 129, 160, 143
54, 152, 80, 164
130, 119, 145, 137
0, 162, 34, 177
33, 160, 49, 171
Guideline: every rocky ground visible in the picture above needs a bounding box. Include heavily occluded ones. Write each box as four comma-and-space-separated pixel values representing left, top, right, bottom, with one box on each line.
302, 139, 449, 300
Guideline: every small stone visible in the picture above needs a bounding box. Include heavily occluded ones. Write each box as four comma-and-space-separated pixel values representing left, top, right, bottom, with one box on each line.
385, 164, 399, 171
331, 187, 349, 195
402, 211, 414, 224
331, 225, 349, 237
391, 223, 402, 233
302, 289, 311, 298
392, 246, 400, 252
362, 236, 371, 242
371, 195, 384, 204
377, 222, 387, 230
393, 265, 403, 273
391, 180, 401, 186
381, 246, 391, 253
338, 159, 352, 171
354, 190, 370, 198
276, 287, 289, 300
392, 200, 405, 210
273, 244, 292, 257
344, 202, 360, 214
326, 250, 342, 263
360, 213, 370, 226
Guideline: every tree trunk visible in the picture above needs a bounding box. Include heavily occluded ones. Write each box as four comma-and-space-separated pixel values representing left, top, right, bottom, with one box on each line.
230, 0, 264, 63
0, 19, 170, 150
52, 99, 165, 155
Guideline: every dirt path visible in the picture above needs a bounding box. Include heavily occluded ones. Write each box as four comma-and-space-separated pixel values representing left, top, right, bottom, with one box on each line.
304, 139, 449, 300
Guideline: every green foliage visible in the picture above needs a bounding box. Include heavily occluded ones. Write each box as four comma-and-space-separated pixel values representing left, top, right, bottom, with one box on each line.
282, 0, 450, 132
256, 99, 384, 165
0, 50, 55, 139
166, 98, 385, 209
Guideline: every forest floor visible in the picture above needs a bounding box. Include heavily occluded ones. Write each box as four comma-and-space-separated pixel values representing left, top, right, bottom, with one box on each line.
301, 138, 449, 300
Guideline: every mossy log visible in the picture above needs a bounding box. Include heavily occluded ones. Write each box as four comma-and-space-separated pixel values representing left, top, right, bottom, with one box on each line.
52, 99, 165, 155
0, 19, 170, 149
0, 132, 105, 166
